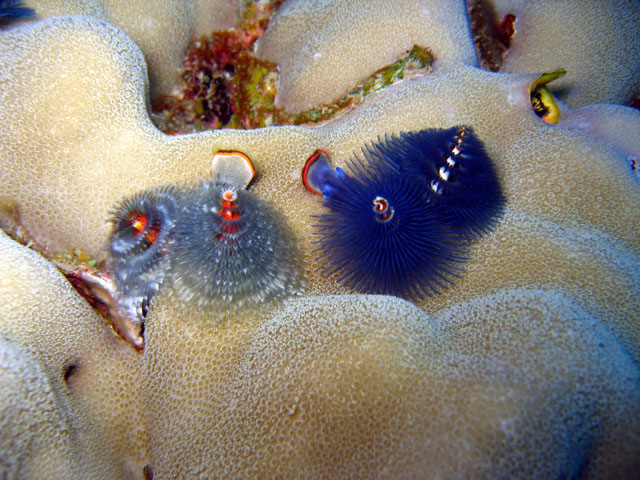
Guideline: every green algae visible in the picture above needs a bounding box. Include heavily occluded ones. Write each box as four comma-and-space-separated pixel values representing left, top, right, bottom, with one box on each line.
292, 45, 433, 125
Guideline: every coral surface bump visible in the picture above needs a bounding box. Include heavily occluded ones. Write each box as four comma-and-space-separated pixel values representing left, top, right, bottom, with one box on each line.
26, 0, 241, 98
255, 0, 478, 112
495, 0, 640, 107
0, 231, 145, 478
143, 292, 640, 477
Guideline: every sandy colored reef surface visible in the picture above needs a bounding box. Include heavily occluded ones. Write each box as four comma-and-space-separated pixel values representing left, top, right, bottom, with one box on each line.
1, 1, 639, 478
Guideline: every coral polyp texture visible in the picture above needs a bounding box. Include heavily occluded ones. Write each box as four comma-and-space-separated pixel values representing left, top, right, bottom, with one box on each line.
0, 336, 81, 479
255, 0, 477, 112
0, 231, 144, 479
143, 292, 640, 478
26, 0, 242, 99
1, 2, 640, 479
493, 0, 640, 107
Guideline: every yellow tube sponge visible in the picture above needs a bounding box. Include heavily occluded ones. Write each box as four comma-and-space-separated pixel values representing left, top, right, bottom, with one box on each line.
0, 231, 146, 478
255, 0, 478, 112
495, 0, 640, 107
25, 0, 241, 98
143, 291, 640, 478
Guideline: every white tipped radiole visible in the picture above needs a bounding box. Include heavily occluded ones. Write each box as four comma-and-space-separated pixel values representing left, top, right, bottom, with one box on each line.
105, 151, 304, 324
170, 180, 304, 319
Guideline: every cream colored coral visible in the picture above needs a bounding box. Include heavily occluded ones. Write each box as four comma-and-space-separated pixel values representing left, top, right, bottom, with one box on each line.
558, 103, 640, 162
2, 17, 638, 260
25, 0, 241, 98
1, 15, 639, 358
255, 0, 478, 112
0, 231, 145, 478
495, 0, 640, 107
1, 12, 640, 479
434, 288, 640, 478
254, 0, 640, 111
0, 337, 79, 479
425, 207, 640, 364
143, 291, 640, 478
0, 15, 314, 257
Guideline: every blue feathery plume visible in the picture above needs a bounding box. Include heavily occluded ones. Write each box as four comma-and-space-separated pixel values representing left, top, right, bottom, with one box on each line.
0, 0, 35, 19
304, 150, 468, 299
363, 126, 505, 235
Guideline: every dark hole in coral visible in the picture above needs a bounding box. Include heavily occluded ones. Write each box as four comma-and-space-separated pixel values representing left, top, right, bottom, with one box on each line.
143, 464, 153, 480
548, 84, 571, 100
63, 362, 79, 384
139, 314, 146, 339
140, 296, 151, 321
